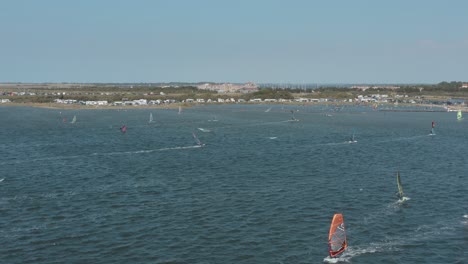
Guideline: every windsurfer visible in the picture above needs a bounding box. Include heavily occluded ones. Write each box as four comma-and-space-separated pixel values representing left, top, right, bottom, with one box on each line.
430, 121, 435, 135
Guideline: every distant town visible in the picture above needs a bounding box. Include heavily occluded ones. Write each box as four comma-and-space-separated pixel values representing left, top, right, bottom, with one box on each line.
0, 81, 467, 109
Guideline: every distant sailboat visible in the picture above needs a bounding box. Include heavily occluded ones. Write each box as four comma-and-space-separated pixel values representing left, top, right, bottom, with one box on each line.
149, 113, 154, 124
208, 115, 218, 122
457, 110, 463, 121
288, 110, 299, 122
120, 125, 127, 134
347, 132, 357, 143
192, 132, 205, 146
70, 115, 76, 124
178, 106, 182, 115
328, 213, 347, 258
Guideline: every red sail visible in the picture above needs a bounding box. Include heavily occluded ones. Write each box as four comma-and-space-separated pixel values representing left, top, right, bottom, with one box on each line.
328, 213, 347, 258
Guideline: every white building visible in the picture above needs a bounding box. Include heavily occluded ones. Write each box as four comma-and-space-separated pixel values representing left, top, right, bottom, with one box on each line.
133, 99, 148, 105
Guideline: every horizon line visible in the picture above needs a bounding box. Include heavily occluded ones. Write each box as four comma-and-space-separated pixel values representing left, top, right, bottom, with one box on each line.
0, 81, 457, 85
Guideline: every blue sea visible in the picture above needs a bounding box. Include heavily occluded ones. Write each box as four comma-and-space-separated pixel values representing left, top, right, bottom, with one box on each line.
0, 104, 467, 264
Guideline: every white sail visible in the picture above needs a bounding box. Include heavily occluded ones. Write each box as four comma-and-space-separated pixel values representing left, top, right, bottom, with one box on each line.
347, 131, 357, 143
70, 115, 76, 124
149, 113, 153, 123
396, 171, 404, 199
192, 132, 204, 146
288, 110, 299, 122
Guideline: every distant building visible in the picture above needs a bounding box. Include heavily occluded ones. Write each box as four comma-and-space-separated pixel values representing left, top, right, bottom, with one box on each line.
351, 85, 399, 91
197, 82, 259, 93
461, 83, 468, 88
351, 86, 371, 91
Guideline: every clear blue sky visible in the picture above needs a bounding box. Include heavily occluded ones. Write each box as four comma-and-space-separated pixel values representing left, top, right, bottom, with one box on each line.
1, 0, 467, 84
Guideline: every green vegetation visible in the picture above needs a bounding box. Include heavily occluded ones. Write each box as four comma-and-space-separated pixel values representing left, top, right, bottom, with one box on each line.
1, 81, 467, 104
243, 88, 294, 100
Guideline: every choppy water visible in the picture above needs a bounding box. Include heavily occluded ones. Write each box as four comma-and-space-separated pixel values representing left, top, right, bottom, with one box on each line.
0, 104, 466, 264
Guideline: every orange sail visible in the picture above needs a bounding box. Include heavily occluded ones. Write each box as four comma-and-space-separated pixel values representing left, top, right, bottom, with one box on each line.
328, 213, 347, 257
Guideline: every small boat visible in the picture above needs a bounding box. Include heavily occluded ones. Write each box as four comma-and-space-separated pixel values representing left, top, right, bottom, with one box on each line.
328, 213, 347, 258
70, 115, 76, 124
457, 110, 463, 121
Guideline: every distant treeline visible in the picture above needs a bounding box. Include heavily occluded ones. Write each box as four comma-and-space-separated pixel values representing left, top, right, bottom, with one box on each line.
2, 81, 468, 103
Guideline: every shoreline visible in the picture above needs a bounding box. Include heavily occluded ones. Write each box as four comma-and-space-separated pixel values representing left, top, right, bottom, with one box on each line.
0, 102, 183, 110
0, 101, 454, 112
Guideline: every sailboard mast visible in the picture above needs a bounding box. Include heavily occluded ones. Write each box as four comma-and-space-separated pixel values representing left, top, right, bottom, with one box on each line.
192, 132, 204, 146
328, 213, 347, 258
396, 171, 404, 199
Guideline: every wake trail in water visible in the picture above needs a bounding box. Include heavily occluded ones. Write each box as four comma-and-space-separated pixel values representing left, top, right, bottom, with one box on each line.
324, 218, 458, 262
362, 199, 404, 225
317, 133, 429, 148
370, 134, 430, 145
370, 219, 455, 250
214, 120, 293, 130
345, 206, 459, 262
319, 142, 353, 147
93, 145, 202, 156
323, 242, 401, 263
0, 145, 202, 165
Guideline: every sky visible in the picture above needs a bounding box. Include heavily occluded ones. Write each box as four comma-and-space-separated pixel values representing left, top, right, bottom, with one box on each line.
1, 0, 467, 84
